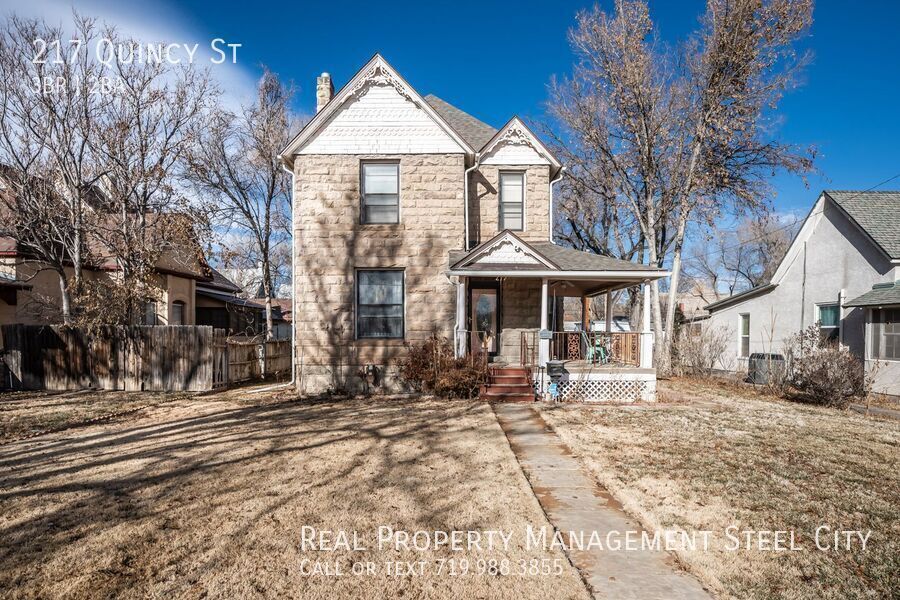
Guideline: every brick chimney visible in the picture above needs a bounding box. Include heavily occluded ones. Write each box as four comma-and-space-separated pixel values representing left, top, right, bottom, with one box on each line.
316, 72, 333, 112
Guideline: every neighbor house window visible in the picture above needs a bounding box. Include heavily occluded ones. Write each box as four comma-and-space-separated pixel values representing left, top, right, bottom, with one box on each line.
871, 308, 900, 361
499, 172, 524, 230
361, 162, 399, 224
739, 314, 750, 357
817, 303, 840, 343
356, 270, 404, 339
144, 300, 158, 326
171, 301, 185, 325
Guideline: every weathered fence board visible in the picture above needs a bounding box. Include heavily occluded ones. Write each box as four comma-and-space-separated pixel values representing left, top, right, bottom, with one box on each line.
0, 325, 291, 392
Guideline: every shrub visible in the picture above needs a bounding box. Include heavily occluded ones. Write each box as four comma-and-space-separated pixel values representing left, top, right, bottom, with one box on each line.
785, 325, 865, 409
672, 325, 732, 377
399, 335, 487, 399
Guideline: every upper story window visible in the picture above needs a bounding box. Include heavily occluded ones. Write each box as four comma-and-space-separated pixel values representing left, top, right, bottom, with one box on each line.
739, 313, 750, 358
361, 162, 399, 224
871, 308, 900, 361
499, 172, 524, 231
816, 303, 840, 343
356, 269, 404, 339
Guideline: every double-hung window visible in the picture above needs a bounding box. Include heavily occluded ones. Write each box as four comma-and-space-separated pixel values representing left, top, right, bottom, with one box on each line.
739, 314, 750, 358
361, 162, 399, 224
356, 270, 404, 339
816, 303, 840, 343
871, 308, 900, 360
499, 172, 524, 231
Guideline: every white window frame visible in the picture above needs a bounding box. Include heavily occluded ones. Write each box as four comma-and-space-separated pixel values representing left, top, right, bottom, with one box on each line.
360, 160, 400, 225
499, 170, 525, 232
815, 302, 840, 341
738, 313, 750, 358
870, 306, 900, 362
354, 268, 405, 340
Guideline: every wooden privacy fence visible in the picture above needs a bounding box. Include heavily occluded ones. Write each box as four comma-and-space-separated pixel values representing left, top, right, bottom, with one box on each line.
0, 325, 291, 392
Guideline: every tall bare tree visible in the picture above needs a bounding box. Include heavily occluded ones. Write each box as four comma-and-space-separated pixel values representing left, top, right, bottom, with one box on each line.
0, 15, 107, 322
548, 0, 815, 372
186, 70, 295, 338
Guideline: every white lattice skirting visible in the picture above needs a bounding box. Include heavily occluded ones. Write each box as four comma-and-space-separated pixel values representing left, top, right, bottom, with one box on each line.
536, 372, 657, 403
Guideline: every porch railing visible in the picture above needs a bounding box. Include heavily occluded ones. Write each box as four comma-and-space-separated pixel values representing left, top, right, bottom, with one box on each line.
518, 330, 641, 367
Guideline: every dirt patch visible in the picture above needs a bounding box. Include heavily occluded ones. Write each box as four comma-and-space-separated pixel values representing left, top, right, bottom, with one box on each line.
539, 378, 900, 600
0, 393, 589, 599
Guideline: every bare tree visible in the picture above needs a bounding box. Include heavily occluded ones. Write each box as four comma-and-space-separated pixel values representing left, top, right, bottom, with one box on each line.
0, 15, 107, 322
548, 0, 815, 372
186, 70, 296, 338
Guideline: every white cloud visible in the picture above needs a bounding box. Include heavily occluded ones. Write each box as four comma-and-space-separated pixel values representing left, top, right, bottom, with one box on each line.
6, 0, 259, 109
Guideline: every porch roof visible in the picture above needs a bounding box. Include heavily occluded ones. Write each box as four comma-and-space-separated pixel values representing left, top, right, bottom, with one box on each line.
845, 282, 900, 308
448, 231, 668, 283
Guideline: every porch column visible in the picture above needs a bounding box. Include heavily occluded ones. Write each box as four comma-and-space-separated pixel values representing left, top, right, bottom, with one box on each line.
539, 278, 550, 366
605, 291, 613, 333
455, 276, 466, 357
640, 280, 654, 368
581, 295, 590, 330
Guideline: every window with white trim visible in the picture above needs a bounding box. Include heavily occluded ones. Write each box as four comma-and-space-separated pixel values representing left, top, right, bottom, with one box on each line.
816, 303, 840, 343
361, 162, 399, 224
499, 172, 524, 231
871, 308, 900, 361
739, 313, 750, 358
356, 270, 404, 339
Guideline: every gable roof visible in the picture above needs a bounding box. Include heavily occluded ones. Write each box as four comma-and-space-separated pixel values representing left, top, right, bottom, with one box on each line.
845, 281, 900, 308
449, 230, 664, 275
279, 54, 474, 164
424, 95, 497, 151
823, 190, 900, 260
479, 117, 562, 170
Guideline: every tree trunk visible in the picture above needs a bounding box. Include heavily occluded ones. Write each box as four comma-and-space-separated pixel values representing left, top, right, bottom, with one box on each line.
659, 209, 689, 375
262, 265, 274, 340
58, 271, 72, 325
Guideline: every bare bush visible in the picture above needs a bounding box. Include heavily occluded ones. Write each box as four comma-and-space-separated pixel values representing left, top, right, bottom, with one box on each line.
672, 325, 731, 377
785, 325, 865, 409
400, 335, 487, 399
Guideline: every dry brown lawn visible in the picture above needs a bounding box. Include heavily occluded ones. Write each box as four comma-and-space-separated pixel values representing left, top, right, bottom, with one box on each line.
0, 392, 588, 599
0, 390, 187, 443
540, 378, 900, 600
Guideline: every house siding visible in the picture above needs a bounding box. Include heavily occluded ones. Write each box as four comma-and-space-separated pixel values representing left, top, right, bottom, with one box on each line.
704, 198, 897, 372
469, 164, 550, 246
293, 153, 465, 394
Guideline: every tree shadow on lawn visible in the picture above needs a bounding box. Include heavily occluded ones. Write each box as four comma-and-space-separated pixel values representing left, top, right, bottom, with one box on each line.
0, 397, 501, 596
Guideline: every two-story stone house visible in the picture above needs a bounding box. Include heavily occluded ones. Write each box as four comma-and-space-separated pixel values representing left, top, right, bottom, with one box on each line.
280, 55, 668, 401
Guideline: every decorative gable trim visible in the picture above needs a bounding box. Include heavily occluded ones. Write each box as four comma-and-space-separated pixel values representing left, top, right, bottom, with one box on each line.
452, 230, 558, 270
479, 117, 561, 169
280, 54, 473, 162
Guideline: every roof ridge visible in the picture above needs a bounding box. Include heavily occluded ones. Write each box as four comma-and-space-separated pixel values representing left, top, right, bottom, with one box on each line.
825, 189, 900, 195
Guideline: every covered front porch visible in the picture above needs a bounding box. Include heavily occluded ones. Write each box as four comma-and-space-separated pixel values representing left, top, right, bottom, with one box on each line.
447, 231, 668, 402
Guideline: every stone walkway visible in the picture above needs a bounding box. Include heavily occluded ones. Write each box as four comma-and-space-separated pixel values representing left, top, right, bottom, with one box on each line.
493, 403, 712, 600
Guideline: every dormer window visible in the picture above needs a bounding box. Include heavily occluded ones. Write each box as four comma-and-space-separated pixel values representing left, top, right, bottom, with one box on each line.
499, 172, 524, 231
361, 162, 399, 224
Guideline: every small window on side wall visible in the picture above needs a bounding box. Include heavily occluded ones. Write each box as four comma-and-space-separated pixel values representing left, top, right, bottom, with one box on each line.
816, 303, 840, 343
356, 270, 404, 339
361, 162, 399, 224
144, 300, 158, 326
739, 314, 750, 358
499, 172, 524, 231
171, 301, 185, 326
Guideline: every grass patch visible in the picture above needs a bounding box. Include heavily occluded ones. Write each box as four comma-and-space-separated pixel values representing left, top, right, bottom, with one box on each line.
0, 394, 588, 599
540, 378, 899, 600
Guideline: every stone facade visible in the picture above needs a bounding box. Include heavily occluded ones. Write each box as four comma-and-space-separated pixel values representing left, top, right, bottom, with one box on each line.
293, 153, 466, 394
469, 164, 551, 246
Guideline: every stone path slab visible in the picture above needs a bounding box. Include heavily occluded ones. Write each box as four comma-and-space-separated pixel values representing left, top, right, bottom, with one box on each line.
494, 403, 713, 600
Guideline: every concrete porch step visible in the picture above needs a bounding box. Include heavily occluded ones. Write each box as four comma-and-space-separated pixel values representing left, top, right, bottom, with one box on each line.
490, 375, 530, 384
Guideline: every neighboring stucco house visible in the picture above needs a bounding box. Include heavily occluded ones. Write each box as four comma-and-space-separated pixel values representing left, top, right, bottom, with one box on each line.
704, 190, 900, 397
280, 54, 668, 400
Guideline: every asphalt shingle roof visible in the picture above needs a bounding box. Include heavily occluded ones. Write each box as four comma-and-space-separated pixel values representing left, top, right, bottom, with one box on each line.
424, 94, 497, 151
449, 240, 661, 272
825, 190, 900, 259
845, 282, 900, 307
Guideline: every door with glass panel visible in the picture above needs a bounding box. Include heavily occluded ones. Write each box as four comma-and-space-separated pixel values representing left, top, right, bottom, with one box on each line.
469, 282, 500, 356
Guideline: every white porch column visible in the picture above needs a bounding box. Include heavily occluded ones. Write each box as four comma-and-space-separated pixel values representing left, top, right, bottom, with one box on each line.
640, 280, 654, 368
539, 278, 550, 366
605, 291, 613, 333
455, 276, 466, 357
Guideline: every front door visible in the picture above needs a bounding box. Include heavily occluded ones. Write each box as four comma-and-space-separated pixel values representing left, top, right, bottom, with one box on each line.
469, 282, 500, 356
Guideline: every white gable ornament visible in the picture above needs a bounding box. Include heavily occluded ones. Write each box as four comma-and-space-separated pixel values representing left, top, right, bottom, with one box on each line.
348, 62, 417, 105
474, 239, 541, 265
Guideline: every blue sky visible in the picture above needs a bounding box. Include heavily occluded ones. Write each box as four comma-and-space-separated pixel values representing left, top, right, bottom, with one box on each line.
20, 0, 900, 216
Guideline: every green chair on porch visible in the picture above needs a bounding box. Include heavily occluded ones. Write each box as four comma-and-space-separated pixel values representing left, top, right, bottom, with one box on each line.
582, 331, 610, 365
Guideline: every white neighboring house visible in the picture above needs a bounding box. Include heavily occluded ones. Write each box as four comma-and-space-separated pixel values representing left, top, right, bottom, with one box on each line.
703, 190, 900, 398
